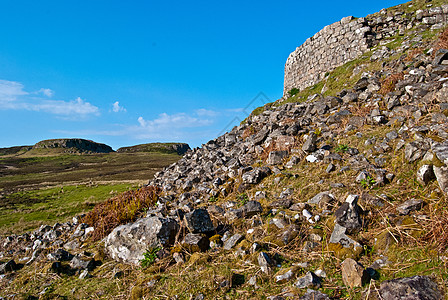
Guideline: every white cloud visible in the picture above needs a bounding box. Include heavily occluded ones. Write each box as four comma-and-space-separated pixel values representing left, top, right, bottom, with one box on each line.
195, 108, 218, 117
55, 111, 214, 140
137, 116, 146, 127
38, 88, 54, 97
0, 79, 99, 118
139, 112, 212, 128
133, 112, 214, 140
54, 107, 244, 147
226, 108, 245, 113
112, 101, 126, 113
31, 97, 99, 116
0, 79, 28, 103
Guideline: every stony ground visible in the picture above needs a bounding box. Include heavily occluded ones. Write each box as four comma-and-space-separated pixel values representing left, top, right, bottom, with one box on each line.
1, 1, 448, 299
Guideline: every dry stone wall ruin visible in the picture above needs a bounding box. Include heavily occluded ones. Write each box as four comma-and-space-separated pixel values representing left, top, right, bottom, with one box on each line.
283, 4, 448, 97
284, 16, 373, 96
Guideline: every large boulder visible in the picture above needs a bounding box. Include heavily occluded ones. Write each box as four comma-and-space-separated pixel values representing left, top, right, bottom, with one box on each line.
267, 151, 289, 165
341, 258, 369, 288
241, 201, 263, 217
181, 233, 209, 252
184, 209, 215, 233
379, 276, 442, 300
242, 167, 271, 184
334, 195, 362, 233
295, 271, 321, 289
434, 165, 448, 195
105, 217, 179, 265
417, 165, 435, 185
433, 141, 448, 165
302, 132, 318, 153
0, 260, 19, 274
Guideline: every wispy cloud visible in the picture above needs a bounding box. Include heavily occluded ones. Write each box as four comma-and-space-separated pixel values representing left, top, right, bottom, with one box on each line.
137, 112, 212, 131
111, 101, 126, 113
195, 108, 218, 117
133, 111, 214, 140
54, 106, 248, 146
0, 79, 99, 118
225, 107, 245, 113
31, 97, 99, 116
0, 79, 28, 103
38, 88, 54, 97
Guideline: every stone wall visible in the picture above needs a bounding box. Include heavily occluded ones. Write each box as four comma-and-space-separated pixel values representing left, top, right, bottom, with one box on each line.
283, 16, 373, 96
283, 4, 448, 97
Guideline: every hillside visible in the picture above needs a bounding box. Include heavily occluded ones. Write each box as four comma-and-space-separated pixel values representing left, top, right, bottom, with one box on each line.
0, 139, 186, 236
117, 143, 191, 155
0, 139, 113, 157
0, 146, 33, 156
33, 139, 114, 154
1, 1, 448, 299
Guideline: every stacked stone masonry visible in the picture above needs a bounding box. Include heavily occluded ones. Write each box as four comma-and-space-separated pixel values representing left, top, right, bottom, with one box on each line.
283, 4, 448, 97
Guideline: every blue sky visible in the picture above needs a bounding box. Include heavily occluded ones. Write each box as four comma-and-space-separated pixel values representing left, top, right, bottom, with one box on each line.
0, 0, 405, 150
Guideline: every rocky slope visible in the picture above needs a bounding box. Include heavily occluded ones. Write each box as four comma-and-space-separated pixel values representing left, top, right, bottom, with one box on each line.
1, 1, 448, 299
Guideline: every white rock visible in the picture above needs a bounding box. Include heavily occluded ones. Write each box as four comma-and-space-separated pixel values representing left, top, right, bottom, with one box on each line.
306, 155, 319, 163
302, 209, 312, 219
315, 269, 327, 278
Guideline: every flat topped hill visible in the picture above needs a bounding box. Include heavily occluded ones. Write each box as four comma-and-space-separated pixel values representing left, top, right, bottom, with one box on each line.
32, 138, 114, 154
0, 139, 188, 195
117, 142, 190, 155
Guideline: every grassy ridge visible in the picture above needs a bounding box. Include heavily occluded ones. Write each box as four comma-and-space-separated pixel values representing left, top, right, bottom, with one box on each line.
0, 152, 179, 193
117, 142, 190, 155
0, 150, 182, 235
0, 183, 137, 235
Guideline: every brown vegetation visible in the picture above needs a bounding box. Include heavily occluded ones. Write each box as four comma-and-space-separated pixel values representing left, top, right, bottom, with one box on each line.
404, 48, 424, 62
82, 185, 161, 241
434, 26, 448, 55
241, 125, 256, 140
379, 72, 404, 95
423, 198, 448, 252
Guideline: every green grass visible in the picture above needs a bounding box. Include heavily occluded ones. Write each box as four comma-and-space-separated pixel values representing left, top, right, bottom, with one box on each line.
389, 0, 448, 14
334, 144, 349, 153
141, 247, 162, 268
0, 183, 137, 235
384, 245, 447, 280
0, 143, 182, 237
0, 152, 180, 192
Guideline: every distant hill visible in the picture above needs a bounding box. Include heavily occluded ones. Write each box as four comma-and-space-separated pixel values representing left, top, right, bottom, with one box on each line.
33, 138, 114, 154
117, 142, 190, 155
0, 140, 191, 157
0, 145, 32, 156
